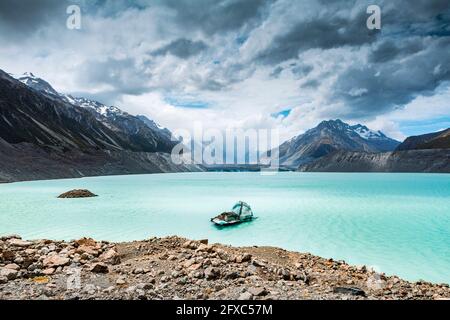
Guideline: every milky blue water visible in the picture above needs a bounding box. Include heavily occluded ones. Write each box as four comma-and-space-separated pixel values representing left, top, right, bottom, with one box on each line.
0, 172, 449, 284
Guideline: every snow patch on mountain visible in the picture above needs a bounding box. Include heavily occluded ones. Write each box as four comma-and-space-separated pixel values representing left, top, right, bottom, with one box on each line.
350, 124, 386, 140
13, 72, 59, 96
68, 97, 125, 118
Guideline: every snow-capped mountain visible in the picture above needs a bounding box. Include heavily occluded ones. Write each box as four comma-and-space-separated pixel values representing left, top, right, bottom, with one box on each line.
15, 72, 125, 118
273, 119, 401, 167
12, 72, 176, 153
14, 72, 59, 96
351, 124, 386, 140
0, 69, 201, 182
62, 96, 125, 118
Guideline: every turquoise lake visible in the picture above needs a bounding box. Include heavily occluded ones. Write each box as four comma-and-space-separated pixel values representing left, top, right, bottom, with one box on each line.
0, 172, 449, 284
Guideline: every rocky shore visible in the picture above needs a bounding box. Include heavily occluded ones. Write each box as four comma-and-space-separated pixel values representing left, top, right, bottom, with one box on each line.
0, 235, 448, 300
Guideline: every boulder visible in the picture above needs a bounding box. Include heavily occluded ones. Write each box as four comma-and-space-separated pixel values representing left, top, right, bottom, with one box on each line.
4, 263, 20, 271
333, 286, 366, 297
238, 292, 253, 300
90, 263, 109, 273
236, 253, 252, 263
0, 267, 18, 280
43, 255, 70, 267
8, 238, 32, 247
75, 237, 98, 247
0, 234, 21, 241
1, 250, 15, 262
204, 267, 220, 280
100, 249, 120, 264
248, 287, 268, 297
76, 245, 99, 256
58, 189, 98, 198
42, 268, 55, 275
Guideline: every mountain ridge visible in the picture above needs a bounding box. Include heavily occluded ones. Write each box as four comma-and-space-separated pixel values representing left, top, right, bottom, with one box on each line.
396, 128, 450, 151
0, 69, 202, 182
14, 72, 177, 154
274, 119, 400, 167
298, 149, 450, 173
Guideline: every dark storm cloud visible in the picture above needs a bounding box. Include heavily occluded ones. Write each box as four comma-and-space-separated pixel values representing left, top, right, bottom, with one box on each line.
77, 58, 151, 96
383, 0, 450, 24
368, 38, 426, 63
152, 39, 208, 58
1, 0, 449, 123
255, 9, 379, 65
0, 0, 68, 39
312, 0, 450, 118
248, 0, 449, 118
332, 38, 450, 118
254, 0, 449, 66
160, 0, 274, 34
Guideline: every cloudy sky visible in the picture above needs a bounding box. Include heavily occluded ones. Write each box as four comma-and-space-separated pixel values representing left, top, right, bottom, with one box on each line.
0, 0, 449, 141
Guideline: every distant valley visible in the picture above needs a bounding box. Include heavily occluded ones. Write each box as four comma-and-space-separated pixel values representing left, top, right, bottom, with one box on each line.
0, 69, 448, 182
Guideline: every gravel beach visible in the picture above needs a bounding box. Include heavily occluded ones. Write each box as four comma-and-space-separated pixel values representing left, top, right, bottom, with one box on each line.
1, 235, 449, 300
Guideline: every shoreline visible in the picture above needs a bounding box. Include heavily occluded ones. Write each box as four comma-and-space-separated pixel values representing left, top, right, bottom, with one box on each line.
1, 235, 448, 300
2, 170, 449, 185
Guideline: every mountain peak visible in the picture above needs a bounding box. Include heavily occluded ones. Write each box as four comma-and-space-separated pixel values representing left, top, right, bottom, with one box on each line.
14, 72, 59, 96
22, 72, 36, 78
315, 119, 389, 140
318, 119, 344, 125
316, 119, 348, 130
276, 119, 400, 167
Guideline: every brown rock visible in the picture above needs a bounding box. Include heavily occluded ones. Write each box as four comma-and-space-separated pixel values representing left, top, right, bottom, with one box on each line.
76, 245, 99, 256
42, 268, 55, 275
0, 267, 18, 280
43, 255, 70, 267
75, 237, 98, 247
8, 239, 32, 247
58, 189, 98, 199
188, 263, 202, 271
183, 259, 196, 269
1, 250, 15, 261
239, 292, 253, 300
90, 263, 109, 273
236, 253, 252, 263
100, 249, 120, 264
4, 263, 20, 271
248, 287, 268, 297
205, 267, 220, 280
0, 235, 21, 241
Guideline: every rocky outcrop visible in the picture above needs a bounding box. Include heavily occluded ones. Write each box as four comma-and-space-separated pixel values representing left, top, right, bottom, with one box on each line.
396, 129, 450, 151
0, 235, 449, 300
298, 149, 450, 173
58, 190, 98, 199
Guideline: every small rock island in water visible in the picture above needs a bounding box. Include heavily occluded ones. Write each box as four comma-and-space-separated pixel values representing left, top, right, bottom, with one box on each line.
57, 189, 98, 199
